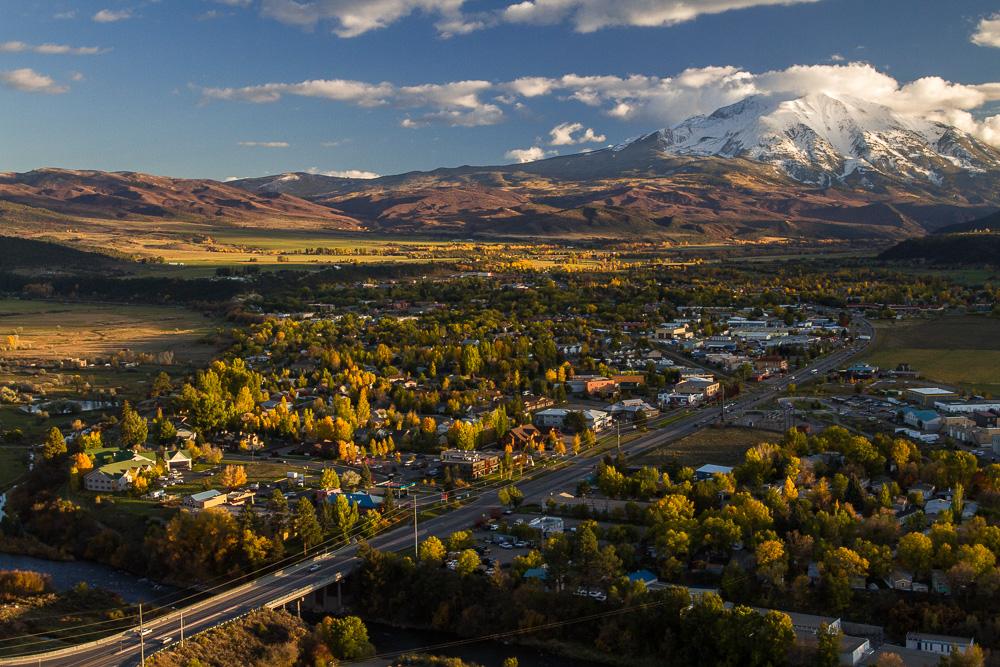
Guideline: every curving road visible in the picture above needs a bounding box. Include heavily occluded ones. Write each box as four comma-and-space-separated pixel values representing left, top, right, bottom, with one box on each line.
0, 317, 874, 667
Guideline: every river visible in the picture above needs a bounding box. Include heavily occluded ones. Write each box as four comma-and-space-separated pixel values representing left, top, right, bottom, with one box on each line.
0, 553, 183, 605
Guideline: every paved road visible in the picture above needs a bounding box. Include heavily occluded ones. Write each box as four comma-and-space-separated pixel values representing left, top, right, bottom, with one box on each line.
0, 317, 874, 667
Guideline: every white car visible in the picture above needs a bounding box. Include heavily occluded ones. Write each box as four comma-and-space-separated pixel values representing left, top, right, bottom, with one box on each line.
308, 564, 321, 572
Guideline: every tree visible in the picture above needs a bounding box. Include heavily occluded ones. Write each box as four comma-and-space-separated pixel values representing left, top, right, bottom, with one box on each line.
502, 659, 518, 667
455, 549, 480, 576
42, 427, 66, 460
820, 547, 868, 613
815, 622, 843, 667
295, 498, 322, 550
220, 465, 247, 490
359, 464, 373, 489
318, 615, 375, 660
418, 536, 446, 565
447, 530, 477, 551
321, 467, 340, 489
151, 372, 173, 396
151, 409, 177, 446
755, 539, 787, 587
938, 644, 985, 667
898, 532, 934, 577
331, 494, 359, 541
498, 485, 524, 510
268, 489, 289, 537
118, 401, 148, 450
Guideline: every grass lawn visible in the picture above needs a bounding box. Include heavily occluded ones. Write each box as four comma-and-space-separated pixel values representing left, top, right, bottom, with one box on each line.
863, 315, 1000, 395
0, 447, 27, 490
631, 426, 779, 469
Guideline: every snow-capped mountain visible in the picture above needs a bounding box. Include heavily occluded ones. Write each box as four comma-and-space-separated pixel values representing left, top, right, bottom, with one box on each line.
648, 93, 1000, 187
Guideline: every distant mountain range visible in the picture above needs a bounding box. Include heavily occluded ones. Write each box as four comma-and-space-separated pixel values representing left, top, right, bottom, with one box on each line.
4, 94, 1000, 242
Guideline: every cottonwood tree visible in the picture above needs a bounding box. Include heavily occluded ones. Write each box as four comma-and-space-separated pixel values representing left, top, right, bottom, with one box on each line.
418, 536, 446, 565
221, 465, 247, 489
42, 427, 66, 460
318, 615, 375, 660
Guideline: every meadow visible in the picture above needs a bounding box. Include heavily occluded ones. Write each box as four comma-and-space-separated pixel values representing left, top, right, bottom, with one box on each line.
632, 426, 776, 469
863, 315, 1000, 395
0, 299, 217, 366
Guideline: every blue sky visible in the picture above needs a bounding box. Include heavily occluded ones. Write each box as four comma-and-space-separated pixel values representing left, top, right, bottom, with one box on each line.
3, 0, 1000, 180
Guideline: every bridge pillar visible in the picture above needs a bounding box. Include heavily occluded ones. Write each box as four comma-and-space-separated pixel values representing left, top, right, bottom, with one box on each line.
306, 580, 343, 613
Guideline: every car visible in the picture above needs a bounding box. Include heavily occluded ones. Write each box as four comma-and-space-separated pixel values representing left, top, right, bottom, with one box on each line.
503, 509, 513, 515
161, 637, 173, 645
137, 628, 152, 637
308, 564, 321, 572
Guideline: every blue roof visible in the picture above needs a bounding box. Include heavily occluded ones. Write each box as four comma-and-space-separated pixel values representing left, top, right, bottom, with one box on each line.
524, 568, 547, 579
906, 409, 940, 421
627, 569, 658, 584
342, 493, 380, 510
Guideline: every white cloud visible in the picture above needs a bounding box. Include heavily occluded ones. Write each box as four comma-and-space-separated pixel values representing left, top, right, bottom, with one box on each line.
0, 68, 68, 94
829, 53, 844, 61
972, 14, 1000, 48
401, 104, 504, 127
71, 73, 85, 81
237, 141, 290, 147
213, 0, 253, 5
307, 167, 380, 178
502, 0, 822, 32
260, 0, 471, 38
256, 0, 820, 37
202, 62, 1000, 146
505, 146, 556, 163
93, 9, 133, 22
549, 121, 605, 145
54, 10, 76, 19
0, 42, 105, 55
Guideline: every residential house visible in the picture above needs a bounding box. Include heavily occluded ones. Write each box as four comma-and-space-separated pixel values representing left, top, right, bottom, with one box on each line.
884, 569, 914, 591
500, 425, 542, 451
924, 498, 952, 520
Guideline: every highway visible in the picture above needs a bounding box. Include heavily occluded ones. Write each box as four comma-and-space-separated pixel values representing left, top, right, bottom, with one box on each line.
0, 317, 874, 667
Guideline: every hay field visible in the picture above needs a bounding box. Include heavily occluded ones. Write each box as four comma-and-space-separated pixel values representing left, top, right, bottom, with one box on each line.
0, 299, 216, 365
863, 315, 1000, 395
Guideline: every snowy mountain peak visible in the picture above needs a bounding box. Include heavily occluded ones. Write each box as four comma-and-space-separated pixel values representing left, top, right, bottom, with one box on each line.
647, 93, 1000, 187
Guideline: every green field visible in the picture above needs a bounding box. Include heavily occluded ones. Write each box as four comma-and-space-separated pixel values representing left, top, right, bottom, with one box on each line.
631, 426, 777, 469
863, 315, 1000, 395
0, 447, 27, 490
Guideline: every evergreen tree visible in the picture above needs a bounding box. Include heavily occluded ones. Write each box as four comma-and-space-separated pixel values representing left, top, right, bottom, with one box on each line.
295, 498, 322, 550
119, 401, 149, 450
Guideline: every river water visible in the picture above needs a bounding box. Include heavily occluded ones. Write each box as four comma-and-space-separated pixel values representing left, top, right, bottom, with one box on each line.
0, 553, 183, 605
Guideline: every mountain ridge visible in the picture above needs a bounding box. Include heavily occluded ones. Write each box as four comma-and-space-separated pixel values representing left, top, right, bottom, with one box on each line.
3, 94, 1000, 241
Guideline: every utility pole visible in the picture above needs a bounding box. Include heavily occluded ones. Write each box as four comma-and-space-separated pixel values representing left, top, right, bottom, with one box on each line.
139, 602, 145, 667
180, 611, 184, 647
413, 495, 418, 560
